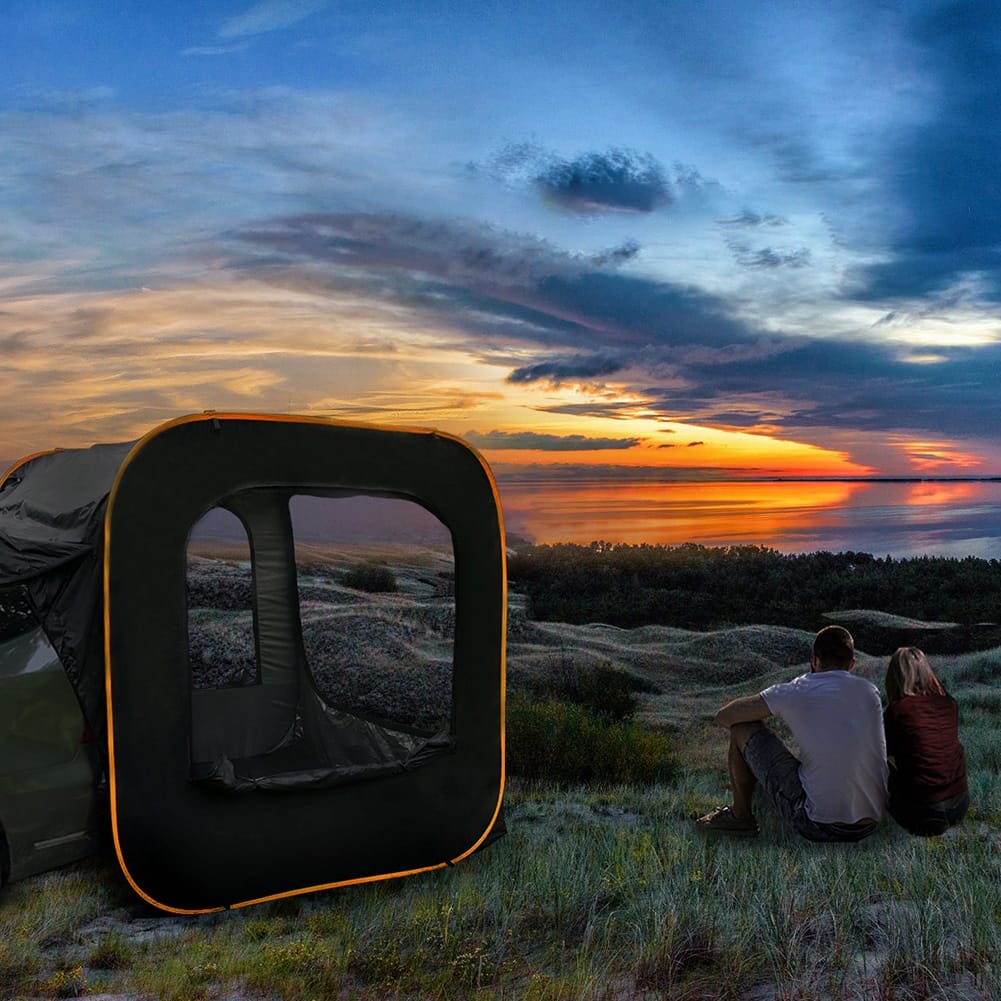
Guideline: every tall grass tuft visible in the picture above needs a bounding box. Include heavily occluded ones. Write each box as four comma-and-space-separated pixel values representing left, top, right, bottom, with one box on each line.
530, 654, 643, 720
506, 693, 677, 784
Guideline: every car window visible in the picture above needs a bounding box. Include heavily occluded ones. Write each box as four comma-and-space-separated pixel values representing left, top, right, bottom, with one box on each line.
0, 585, 85, 770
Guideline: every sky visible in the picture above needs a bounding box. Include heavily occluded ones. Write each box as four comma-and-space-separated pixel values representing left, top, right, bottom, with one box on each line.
3, 0, 1001, 479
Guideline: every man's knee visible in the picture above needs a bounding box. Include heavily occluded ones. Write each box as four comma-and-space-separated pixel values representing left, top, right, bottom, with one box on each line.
731, 720, 765, 753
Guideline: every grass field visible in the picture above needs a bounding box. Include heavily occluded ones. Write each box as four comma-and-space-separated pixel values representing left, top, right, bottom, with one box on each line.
2, 552, 999, 1000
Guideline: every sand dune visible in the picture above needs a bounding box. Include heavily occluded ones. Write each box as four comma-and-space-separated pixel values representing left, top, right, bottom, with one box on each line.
185, 550, 913, 731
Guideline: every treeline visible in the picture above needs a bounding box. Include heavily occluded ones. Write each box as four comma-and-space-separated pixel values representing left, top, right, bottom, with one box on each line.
507, 542, 1001, 631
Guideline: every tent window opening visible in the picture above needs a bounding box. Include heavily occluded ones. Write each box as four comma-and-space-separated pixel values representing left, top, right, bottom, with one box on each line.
289, 494, 456, 735
185, 490, 455, 794
186, 508, 257, 690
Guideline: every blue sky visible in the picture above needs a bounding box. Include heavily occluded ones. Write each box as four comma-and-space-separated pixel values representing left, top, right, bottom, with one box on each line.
3, 0, 1000, 476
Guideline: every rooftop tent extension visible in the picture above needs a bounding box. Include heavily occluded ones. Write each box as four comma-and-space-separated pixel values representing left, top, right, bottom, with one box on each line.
0, 440, 136, 743
0, 414, 506, 913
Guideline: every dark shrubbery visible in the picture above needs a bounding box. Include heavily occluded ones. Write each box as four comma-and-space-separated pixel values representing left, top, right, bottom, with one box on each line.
342, 562, 398, 593
508, 542, 1001, 632
575, 662, 639, 721
529, 657, 641, 721
506, 694, 676, 785
508, 654, 673, 784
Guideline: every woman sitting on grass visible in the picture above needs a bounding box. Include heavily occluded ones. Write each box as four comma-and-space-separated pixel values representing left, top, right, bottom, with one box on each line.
884, 647, 968, 836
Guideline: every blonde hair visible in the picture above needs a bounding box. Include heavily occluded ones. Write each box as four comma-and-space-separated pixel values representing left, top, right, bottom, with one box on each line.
886, 646, 945, 702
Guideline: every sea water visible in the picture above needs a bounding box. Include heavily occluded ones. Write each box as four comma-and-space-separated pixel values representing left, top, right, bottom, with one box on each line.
496, 478, 1001, 559
192, 478, 1001, 560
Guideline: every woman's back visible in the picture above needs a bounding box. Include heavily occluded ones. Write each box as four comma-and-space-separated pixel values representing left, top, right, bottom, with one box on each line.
884, 647, 969, 836
884, 692, 967, 802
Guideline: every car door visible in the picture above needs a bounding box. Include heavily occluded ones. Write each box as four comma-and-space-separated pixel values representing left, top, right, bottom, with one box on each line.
0, 586, 100, 883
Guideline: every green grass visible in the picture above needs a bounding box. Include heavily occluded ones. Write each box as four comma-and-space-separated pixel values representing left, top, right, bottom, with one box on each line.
2, 650, 1000, 1000
3, 790, 1000, 1000
507, 693, 678, 785
5, 786, 999, 999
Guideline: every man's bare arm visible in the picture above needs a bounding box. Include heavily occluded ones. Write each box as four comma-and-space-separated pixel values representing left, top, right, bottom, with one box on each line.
714, 694, 772, 729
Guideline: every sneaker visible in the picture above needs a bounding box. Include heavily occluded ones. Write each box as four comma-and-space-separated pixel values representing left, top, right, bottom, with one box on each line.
696, 805, 759, 837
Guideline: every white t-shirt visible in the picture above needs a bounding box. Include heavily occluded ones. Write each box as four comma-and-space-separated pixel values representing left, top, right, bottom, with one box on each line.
760, 670, 888, 824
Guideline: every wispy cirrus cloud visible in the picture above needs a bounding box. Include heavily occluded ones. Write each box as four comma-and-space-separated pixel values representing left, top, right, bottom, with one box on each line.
182, 44, 250, 58
727, 242, 812, 270
718, 210, 788, 229
218, 0, 329, 40
464, 430, 640, 451
506, 355, 624, 385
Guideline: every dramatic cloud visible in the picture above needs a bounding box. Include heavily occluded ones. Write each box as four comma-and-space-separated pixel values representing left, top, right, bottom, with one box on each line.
490, 463, 745, 483
506, 355, 623, 385
535, 148, 672, 214
232, 212, 763, 357
230, 210, 1001, 447
852, 1, 1001, 302
589, 240, 642, 268
640, 339, 1001, 442
481, 142, 688, 215
237, 212, 606, 291
464, 430, 639, 451
7, 0, 1001, 476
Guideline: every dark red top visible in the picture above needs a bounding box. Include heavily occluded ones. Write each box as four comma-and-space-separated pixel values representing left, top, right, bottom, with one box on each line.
884, 694, 968, 803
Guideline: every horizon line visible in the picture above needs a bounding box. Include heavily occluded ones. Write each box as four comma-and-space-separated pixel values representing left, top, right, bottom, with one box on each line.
493, 473, 1001, 484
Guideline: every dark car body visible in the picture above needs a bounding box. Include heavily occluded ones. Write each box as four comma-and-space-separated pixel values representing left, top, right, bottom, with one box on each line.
0, 586, 100, 883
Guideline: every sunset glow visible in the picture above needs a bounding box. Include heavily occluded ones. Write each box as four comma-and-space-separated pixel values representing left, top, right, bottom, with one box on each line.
3, 2, 1000, 491
475, 420, 874, 480
501, 479, 869, 548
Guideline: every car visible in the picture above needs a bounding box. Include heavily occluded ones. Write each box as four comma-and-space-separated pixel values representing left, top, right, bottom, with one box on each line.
0, 585, 101, 885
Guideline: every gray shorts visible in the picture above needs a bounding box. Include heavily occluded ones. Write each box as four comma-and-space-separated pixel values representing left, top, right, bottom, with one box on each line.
743, 728, 878, 843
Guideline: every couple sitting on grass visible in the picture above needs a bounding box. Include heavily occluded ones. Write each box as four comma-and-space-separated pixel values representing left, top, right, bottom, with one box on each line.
697, 625, 968, 841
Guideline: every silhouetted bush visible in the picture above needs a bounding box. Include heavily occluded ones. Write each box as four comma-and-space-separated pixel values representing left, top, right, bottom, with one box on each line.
530, 656, 640, 721
578, 663, 638, 721
342, 562, 398, 593
506, 694, 676, 785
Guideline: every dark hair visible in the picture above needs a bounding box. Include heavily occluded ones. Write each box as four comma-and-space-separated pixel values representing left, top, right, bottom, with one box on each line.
813, 625, 855, 670
886, 647, 944, 703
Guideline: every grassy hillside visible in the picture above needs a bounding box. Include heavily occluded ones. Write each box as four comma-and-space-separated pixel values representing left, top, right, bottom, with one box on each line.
2, 551, 999, 1000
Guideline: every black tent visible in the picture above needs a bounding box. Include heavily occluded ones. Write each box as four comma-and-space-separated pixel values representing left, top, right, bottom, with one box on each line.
0, 413, 506, 913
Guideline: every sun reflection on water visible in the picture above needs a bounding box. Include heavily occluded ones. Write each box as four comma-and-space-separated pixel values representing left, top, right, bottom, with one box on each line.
498, 479, 1001, 557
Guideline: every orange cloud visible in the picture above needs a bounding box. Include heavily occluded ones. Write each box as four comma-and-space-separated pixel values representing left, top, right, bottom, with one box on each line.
902, 440, 985, 473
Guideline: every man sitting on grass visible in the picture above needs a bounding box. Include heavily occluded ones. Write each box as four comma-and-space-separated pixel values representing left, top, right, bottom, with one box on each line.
697, 625, 887, 841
